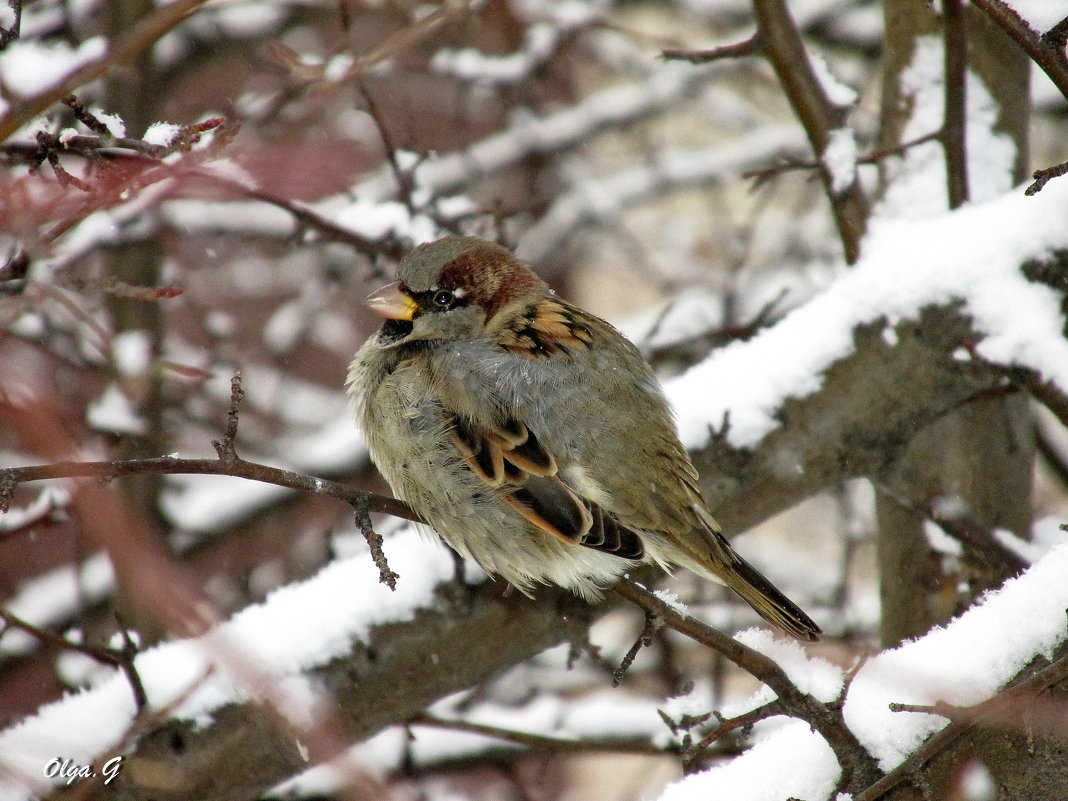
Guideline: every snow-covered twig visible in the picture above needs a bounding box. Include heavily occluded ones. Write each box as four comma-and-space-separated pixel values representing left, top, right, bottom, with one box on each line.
0, 0, 211, 142
613, 579, 881, 794
854, 646, 1068, 801
970, 0, 1068, 102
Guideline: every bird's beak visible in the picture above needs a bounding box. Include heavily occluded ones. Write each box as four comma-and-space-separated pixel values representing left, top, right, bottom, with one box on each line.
364, 282, 418, 320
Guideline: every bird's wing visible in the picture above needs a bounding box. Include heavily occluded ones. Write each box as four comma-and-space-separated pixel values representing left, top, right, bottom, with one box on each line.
449, 416, 645, 560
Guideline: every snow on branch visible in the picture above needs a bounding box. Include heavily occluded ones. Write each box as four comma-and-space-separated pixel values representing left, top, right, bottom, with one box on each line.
355, 61, 728, 202
656, 541, 1068, 801
0, 526, 454, 800
517, 125, 807, 265
667, 178, 1068, 452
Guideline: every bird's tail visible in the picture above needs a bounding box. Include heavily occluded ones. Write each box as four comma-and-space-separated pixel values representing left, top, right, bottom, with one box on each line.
671, 522, 822, 641
716, 551, 822, 641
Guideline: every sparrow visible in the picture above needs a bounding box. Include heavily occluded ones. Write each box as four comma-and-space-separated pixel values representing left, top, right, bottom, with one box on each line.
347, 236, 821, 641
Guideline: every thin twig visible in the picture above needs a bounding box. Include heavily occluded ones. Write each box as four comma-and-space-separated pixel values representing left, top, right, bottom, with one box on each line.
871, 484, 1028, 574
750, 0, 868, 263
661, 36, 761, 63
1004, 366, 1068, 430
1036, 426, 1068, 489
361, 86, 418, 217
612, 610, 664, 686
943, 0, 970, 209
409, 712, 672, 756
0, 606, 147, 710
1, 457, 419, 523
685, 698, 784, 765
612, 579, 883, 793
743, 130, 942, 185
0, 0, 213, 142
113, 613, 149, 711
211, 372, 244, 463
1025, 160, 1068, 196
354, 495, 399, 590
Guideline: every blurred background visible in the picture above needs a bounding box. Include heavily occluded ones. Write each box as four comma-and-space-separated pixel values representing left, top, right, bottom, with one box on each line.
1, 0, 1067, 798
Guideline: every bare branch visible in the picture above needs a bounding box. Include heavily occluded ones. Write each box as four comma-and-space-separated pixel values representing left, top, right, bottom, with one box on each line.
354, 495, 399, 590
409, 712, 672, 756
750, 0, 869, 263
1026, 160, 1068, 196
943, 0, 970, 208
742, 129, 943, 186
612, 579, 882, 793
661, 36, 761, 63
1, 457, 418, 523
970, 0, 1068, 103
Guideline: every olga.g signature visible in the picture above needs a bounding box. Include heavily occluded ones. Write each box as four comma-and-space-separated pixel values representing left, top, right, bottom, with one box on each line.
44, 756, 123, 786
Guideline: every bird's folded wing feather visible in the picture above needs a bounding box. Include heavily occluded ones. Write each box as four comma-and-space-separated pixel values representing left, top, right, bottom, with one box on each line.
449, 416, 644, 559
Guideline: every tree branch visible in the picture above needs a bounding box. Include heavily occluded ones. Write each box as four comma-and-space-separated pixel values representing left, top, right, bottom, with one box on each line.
970, 0, 1068, 103
661, 36, 761, 64
854, 645, 1068, 801
1, 455, 415, 520
750, 0, 869, 263
409, 712, 672, 756
943, 0, 970, 209
0, 0, 211, 142
613, 579, 882, 793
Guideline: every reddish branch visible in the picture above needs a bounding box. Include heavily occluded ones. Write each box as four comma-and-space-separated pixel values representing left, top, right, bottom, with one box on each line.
0, 0, 213, 142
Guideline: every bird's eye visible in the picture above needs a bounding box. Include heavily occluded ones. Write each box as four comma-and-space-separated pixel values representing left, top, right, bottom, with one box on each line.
432, 289, 455, 309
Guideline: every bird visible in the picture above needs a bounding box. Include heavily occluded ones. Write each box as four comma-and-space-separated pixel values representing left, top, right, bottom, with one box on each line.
347, 236, 821, 641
